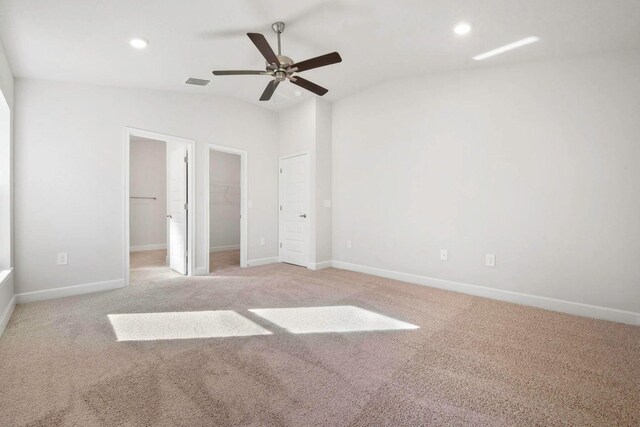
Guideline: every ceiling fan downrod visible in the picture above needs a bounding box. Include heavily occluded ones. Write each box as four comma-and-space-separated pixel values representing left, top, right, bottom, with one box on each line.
272, 22, 285, 55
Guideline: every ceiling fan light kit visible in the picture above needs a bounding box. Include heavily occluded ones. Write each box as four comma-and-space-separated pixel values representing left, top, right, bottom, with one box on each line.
212, 22, 342, 101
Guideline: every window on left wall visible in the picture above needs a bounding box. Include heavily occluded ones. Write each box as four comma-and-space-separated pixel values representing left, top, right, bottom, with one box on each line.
0, 90, 10, 271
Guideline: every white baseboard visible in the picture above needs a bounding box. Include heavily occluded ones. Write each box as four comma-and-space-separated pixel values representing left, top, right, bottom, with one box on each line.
0, 294, 16, 338
0, 268, 16, 337
247, 257, 279, 267
16, 279, 126, 304
130, 244, 166, 252
308, 260, 332, 271
209, 245, 240, 252
331, 260, 640, 326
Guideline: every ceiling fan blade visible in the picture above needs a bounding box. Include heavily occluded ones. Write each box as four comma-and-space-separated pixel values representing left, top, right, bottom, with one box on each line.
247, 33, 280, 66
212, 70, 269, 76
290, 52, 341, 72
290, 76, 328, 96
259, 80, 280, 101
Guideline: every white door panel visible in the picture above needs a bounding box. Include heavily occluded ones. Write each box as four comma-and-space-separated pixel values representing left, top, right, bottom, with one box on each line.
167, 142, 188, 274
279, 154, 309, 267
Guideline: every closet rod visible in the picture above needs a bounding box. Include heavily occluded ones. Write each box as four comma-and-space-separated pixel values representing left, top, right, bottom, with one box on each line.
130, 196, 157, 200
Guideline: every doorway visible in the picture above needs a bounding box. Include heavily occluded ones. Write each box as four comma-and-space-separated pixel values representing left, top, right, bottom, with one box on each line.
124, 128, 195, 285
278, 152, 309, 267
205, 144, 248, 274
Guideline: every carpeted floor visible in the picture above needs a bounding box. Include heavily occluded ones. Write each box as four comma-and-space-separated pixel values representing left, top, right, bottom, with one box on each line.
129, 249, 240, 284
0, 262, 638, 426
209, 249, 240, 274
129, 250, 182, 284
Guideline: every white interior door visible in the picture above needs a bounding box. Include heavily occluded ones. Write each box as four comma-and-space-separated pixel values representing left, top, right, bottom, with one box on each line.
279, 154, 309, 267
167, 141, 188, 274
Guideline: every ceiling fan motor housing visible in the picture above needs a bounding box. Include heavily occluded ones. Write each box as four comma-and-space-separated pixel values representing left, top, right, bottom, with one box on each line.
267, 55, 294, 81
276, 55, 294, 67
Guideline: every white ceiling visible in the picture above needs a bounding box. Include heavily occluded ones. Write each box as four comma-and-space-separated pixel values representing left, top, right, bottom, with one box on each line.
1, 0, 639, 111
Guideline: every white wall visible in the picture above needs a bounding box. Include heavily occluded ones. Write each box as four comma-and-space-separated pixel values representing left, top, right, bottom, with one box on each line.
332, 53, 640, 316
210, 150, 241, 250
14, 78, 279, 294
314, 99, 332, 264
0, 40, 14, 336
129, 137, 166, 250
278, 98, 332, 267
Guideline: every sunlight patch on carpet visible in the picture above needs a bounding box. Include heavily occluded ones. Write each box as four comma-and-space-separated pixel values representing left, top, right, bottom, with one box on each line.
249, 306, 419, 334
108, 311, 272, 341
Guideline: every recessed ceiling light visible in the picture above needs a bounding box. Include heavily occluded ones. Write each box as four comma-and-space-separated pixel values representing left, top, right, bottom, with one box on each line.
294, 90, 302, 97
473, 36, 539, 61
453, 22, 472, 36
129, 37, 149, 49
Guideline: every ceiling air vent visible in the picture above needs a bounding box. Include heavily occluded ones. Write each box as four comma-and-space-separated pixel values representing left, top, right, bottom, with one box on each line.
185, 78, 210, 86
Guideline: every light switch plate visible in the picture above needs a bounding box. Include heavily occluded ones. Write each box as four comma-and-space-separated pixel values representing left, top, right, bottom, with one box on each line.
346, 240, 352, 249
440, 249, 448, 261
323, 200, 332, 208
260, 237, 265, 246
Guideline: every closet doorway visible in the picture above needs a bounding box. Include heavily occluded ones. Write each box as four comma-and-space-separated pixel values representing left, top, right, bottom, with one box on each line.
124, 128, 195, 285
205, 144, 248, 273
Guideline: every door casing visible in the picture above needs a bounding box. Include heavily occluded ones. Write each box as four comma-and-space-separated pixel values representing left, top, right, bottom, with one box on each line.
278, 152, 311, 267
204, 143, 248, 271
124, 127, 195, 285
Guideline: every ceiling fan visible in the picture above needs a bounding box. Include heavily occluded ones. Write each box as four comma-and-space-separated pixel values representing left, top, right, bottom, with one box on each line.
212, 22, 342, 101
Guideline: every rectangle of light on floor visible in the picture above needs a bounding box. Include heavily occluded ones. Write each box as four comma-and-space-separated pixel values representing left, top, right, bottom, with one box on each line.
108, 311, 272, 341
248, 306, 419, 334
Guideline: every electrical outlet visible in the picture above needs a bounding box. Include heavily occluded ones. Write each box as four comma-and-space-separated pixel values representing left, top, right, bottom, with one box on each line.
260, 237, 265, 246
485, 254, 496, 267
440, 249, 448, 261
346, 240, 352, 249
57, 252, 68, 266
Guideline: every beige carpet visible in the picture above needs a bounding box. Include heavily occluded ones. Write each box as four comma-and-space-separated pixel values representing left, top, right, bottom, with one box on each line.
129, 250, 181, 284
129, 249, 240, 284
0, 262, 638, 426
209, 249, 240, 273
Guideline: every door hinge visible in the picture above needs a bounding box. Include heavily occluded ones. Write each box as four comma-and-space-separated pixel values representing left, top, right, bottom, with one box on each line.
280, 242, 282, 248
280, 168, 282, 173
184, 155, 188, 163
279, 205, 282, 211
184, 203, 188, 211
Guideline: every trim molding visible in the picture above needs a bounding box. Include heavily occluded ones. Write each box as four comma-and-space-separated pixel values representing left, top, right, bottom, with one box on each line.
16, 279, 126, 304
130, 244, 166, 252
209, 245, 240, 253
308, 260, 332, 271
331, 261, 640, 326
247, 257, 279, 267
0, 268, 16, 337
124, 127, 197, 286
0, 295, 16, 338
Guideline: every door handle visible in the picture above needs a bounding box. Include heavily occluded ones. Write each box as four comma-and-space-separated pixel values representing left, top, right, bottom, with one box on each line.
299, 214, 307, 218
